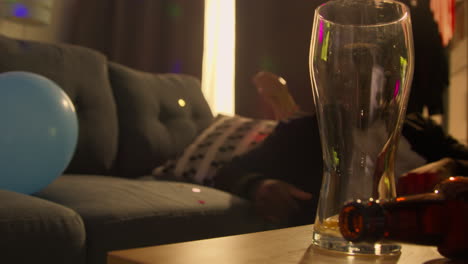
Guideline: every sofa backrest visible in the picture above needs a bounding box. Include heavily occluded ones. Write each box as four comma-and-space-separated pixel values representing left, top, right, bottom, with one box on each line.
0, 35, 119, 175
108, 62, 214, 178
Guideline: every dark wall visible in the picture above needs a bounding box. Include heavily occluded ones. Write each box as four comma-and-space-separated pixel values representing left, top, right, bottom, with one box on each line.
235, 0, 326, 119
235, 0, 448, 119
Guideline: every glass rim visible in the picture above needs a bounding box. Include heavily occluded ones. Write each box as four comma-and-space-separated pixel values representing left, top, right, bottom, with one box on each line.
315, 0, 411, 28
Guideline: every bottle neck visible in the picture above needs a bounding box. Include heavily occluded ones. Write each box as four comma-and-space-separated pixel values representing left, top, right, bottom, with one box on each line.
340, 193, 445, 244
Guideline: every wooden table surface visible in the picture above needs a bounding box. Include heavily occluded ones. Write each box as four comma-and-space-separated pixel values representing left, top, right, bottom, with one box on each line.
108, 224, 451, 264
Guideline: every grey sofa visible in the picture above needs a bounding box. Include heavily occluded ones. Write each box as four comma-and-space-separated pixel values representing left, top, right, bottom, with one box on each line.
0, 35, 268, 264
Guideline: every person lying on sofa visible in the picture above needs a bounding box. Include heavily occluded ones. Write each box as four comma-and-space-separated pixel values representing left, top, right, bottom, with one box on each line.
212, 72, 468, 226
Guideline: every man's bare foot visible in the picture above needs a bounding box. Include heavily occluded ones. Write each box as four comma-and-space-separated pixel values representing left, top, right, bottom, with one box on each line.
252, 71, 300, 120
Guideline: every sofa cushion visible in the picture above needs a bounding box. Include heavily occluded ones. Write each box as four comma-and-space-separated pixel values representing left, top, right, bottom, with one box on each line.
36, 175, 268, 264
1, 190, 86, 264
0, 35, 119, 175
108, 62, 214, 177
151, 114, 277, 185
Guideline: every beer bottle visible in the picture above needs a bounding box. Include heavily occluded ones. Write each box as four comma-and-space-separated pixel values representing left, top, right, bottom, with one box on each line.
339, 176, 468, 259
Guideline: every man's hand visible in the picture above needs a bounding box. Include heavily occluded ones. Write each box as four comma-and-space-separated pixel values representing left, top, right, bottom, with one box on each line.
398, 157, 457, 195
251, 179, 312, 223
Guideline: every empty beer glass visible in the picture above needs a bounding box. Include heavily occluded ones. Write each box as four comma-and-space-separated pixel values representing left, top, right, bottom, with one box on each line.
309, 0, 414, 255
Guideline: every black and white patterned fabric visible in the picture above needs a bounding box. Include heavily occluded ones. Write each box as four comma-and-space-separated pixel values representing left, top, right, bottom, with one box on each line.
151, 114, 277, 185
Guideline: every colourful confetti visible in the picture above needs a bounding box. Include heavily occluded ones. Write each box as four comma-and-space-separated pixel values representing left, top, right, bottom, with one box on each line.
13, 3, 29, 18
171, 60, 182, 73
167, 2, 182, 18
260, 55, 276, 72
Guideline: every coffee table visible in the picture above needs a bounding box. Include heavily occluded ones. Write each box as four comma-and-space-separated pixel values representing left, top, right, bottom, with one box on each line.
107, 224, 445, 264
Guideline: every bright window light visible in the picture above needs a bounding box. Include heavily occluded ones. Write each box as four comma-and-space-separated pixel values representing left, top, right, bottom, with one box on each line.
202, 0, 235, 115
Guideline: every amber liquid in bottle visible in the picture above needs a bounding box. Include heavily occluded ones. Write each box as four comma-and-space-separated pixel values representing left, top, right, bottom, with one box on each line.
339, 177, 468, 260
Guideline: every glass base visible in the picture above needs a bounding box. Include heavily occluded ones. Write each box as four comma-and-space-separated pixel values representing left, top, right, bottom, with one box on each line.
312, 231, 401, 255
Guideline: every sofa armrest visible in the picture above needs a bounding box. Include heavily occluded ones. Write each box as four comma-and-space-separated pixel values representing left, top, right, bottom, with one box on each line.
0, 190, 86, 264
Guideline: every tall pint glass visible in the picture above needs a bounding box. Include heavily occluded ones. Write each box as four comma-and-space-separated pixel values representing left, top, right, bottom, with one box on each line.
309, 0, 414, 254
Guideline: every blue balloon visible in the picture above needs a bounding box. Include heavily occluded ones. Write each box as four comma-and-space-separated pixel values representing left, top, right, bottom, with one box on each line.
0, 71, 78, 194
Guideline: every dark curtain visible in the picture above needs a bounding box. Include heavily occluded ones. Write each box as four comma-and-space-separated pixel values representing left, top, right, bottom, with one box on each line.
69, 0, 205, 78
